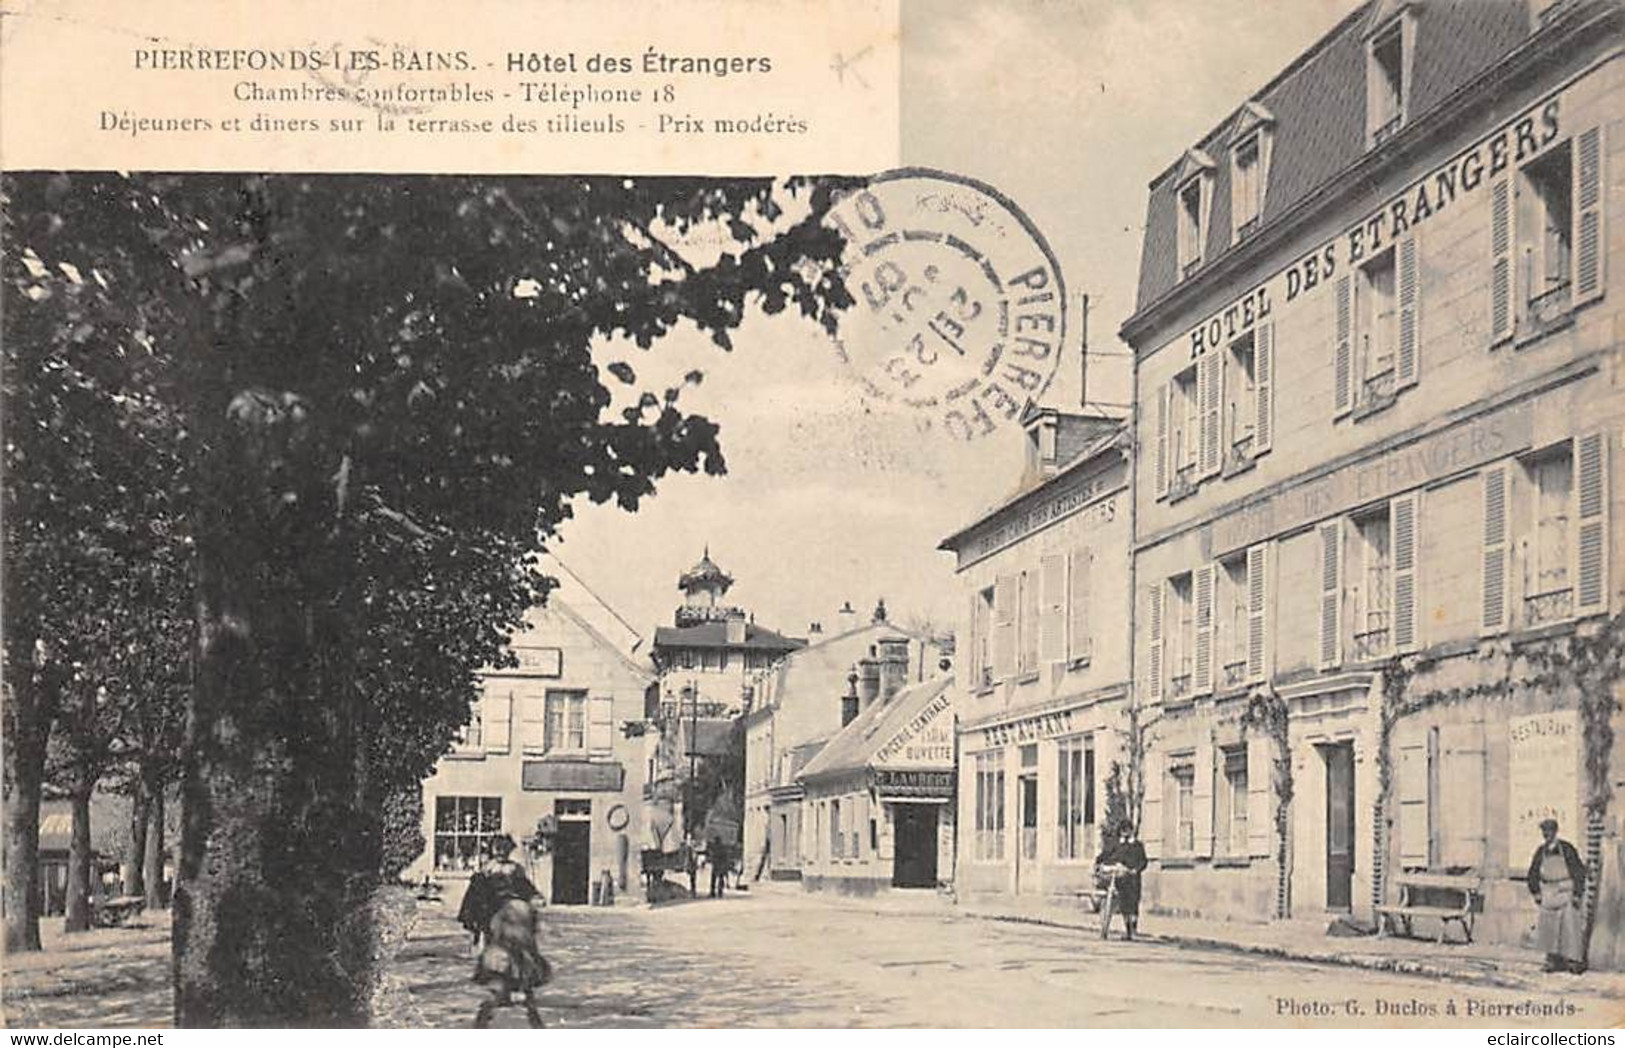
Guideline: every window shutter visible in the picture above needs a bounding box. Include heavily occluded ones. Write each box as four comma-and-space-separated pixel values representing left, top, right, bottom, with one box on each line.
993, 574, 1016, 682
1254, 320, 1274, 454
1193, 563, 1216, 694
1147, 582, 1164, 703
1068, 547, 1093, 662
1396, 234, 1419, 388
967, 591, 982, 686
1573, 125, 1605, 307
1391, 493, 1420, 652
1334, 274, 1353, 417
1246, 544, 1268, 683
1438, 723, 1487, 869
1574, 431, 1609, 616
1246, 735, 1272, 858
1490, 176, 1514, 342
1199, 351, 1222, 478
485, 689, 512, 754
1154, 382, 1170, 498
1193, 740, 1214, 859
1317, 520, 1343, 669
1040, 553, 1067, 663
1141, 749, 1163, 860
588, 693, 614, 755
522, 692, 547, 752
1480, 465, 1510, 634
1396, 738, 1430, 868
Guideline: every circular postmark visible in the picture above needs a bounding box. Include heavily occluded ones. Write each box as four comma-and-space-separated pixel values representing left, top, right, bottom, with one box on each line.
823, 169, 1066, 440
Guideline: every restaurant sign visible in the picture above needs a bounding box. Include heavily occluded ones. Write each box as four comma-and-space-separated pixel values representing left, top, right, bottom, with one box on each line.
874, 769, 956, 799
979, 707, 1076, 749
1507, 710, 1580, 867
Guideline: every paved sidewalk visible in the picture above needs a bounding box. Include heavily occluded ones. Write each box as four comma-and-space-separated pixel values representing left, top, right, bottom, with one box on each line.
744, 878, 1625, 997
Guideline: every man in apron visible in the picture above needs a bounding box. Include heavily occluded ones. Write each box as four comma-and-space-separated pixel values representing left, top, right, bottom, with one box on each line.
1525, 818, 1588, 974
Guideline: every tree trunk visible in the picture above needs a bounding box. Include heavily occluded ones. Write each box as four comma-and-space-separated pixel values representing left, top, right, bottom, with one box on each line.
173, 514, 381, 1027
127, 786, 150, 900
64, 789, 93, 933
3, 752, 46, 952
144, 790, 166, 909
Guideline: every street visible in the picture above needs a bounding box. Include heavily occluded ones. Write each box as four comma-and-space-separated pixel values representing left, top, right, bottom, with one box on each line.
8, 887, 1621, 1028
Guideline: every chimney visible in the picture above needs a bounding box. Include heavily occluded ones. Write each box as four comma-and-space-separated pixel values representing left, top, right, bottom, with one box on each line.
809, 621, 823, 635
840, 670, 860, 727
877, 637, 910, 701
872, 597, 888, 623
724, 617, 746, 644
836, 600, 857, 630
856, 647, 881, 710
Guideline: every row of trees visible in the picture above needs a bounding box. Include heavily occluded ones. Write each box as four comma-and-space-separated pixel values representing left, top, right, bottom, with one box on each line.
1, 172, 854, 1025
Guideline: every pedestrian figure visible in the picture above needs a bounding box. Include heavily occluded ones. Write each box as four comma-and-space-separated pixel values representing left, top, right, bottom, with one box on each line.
685, 835, 700, 898
708, 836, 731, 898
469, 834, 553, 1028
1527, 818, 1588, 974
1095, 822, 1148, 941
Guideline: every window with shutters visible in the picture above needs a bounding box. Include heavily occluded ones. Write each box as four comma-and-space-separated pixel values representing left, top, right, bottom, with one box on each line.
1218, 553, 1250, 690
1232, 134, 1264, 240
453, 704, 484, 754
1216, 746, 1249, 859
1178, 177, 1208, 278
1350, 507, 1392, 661
544, 689, 587, 752
1225, 331, 1257, 469
1516, 141, 1574, 337
1355, 248, 1399, 411
830, 799, 843, 859
1167, 760, 1196, 856
1366, 19, 1409, 149
973, 585, 995, 690
1516, 442, 1575, 626
973, 750, 1006, 861
1166, 573, 1195, 701
1170, 365, 1200, 497
1018, 569, 1040, 677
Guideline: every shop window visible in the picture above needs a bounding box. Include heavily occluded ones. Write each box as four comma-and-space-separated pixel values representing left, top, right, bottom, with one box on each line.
433, 796, 502, 872
1168, 761, 1196, 856
545, 690, 587, 752
1216, 747, 1249, 857
1057, 736, 1095, 860
973, 750, 1006, 862
1366, 18, 1408, 148
1166, 573, 1195, 701
1517, 141, 1573, 335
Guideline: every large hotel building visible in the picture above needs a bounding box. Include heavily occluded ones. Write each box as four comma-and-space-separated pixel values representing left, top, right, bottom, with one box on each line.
1120, 0, 1622, 955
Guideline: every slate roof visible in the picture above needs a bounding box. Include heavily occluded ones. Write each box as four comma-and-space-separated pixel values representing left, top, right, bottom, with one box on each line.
1129, 0, 1538, 327
799, 677, 953, 783
652, 621, 807, 652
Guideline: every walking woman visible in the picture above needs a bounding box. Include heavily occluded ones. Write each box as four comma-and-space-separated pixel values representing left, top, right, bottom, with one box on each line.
1526, 818, 1588, 974
470, 834, 554, 1027
1095, 821, 1149, 941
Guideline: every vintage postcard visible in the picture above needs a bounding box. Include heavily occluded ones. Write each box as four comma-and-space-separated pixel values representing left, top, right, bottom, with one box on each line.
2, 0, 1623, 1032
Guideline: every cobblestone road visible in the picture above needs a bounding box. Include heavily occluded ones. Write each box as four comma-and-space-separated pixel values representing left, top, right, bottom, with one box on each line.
7, 887, 1622, 1028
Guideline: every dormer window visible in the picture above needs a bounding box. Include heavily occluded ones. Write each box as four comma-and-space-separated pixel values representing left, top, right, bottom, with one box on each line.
1174, 149, 1215, 280
1026, 413, 1059, 476
1229, 102, 1275, 243
1365, 10, 1414, 149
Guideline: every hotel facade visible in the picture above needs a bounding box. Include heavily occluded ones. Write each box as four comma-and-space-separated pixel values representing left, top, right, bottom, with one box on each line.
1120, 0, 1624, 957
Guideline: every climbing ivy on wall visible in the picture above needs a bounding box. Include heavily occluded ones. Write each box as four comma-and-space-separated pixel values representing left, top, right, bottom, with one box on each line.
1240, 687, 1292, 918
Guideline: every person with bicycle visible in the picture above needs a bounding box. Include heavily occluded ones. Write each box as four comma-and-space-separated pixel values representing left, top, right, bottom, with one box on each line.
1094, 820, 1148, 941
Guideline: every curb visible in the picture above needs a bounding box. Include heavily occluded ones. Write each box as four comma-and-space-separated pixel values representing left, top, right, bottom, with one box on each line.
958, 908, 1541, 992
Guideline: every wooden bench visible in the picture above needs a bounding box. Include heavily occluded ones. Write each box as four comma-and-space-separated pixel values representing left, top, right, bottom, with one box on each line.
1375, 873, 1483, 943
92, 895, 146, 928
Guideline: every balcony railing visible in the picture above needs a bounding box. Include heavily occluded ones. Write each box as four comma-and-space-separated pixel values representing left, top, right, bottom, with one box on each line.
1527, 279, 1572, 328
1222, 660, 1247, 689
1351, 627, 1391, 662
1182, 257, 1202, 279
1235, 217, 1260, 241
1170, 673, 1193, 699
1371, 115, 1402, 147
1524, 587, 1573, 626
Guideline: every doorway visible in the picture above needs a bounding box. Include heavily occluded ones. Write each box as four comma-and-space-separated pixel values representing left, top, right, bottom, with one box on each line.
551, 799, 591, 905
1322, 742, 1355, 911
891, 804, 939, 888
1015, 774, 1040, 894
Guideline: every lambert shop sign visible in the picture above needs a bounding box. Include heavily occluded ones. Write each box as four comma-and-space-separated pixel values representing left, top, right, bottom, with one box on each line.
1205, 402, 1531, 558
873, 769, 956, 799
1182, 95, 1563, 361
